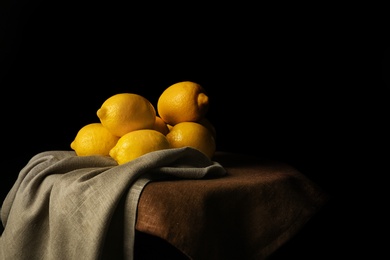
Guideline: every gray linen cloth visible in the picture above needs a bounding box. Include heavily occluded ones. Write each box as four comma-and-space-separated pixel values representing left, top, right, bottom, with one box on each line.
0, 147, 226, 260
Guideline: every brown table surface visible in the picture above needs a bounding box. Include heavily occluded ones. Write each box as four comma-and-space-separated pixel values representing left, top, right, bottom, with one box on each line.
134, 152, 328, 259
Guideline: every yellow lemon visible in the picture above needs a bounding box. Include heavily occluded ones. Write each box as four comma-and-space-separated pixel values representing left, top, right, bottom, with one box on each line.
197, 117, 217, 140
97, 93, 156, 137
157, 81, 209, 126
70, 123, 120, 156
153, 116, 170, 135
166, 121, 216, 159
109, 129, 171, 165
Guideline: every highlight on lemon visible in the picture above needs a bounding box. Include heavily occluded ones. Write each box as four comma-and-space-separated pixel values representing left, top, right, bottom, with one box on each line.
70, 123, 120, 156
109, 129, 171, 165
97, 93, 156, 137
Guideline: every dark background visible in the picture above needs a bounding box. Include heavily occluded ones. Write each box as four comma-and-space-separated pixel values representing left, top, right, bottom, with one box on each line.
1, 1, 385, 258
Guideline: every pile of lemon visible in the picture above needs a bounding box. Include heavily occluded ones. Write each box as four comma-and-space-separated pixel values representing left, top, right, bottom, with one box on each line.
70, 81, 216, 165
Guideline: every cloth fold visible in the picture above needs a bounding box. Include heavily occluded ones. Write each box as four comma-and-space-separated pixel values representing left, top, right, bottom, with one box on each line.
0, 147, 226, 260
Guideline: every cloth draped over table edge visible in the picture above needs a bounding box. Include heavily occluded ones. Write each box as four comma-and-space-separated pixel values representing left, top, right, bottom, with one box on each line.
0, 147, 328, 260
0, 147, 226, 260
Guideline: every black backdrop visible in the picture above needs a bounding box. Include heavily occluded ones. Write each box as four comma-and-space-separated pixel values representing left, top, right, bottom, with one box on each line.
1, 1, 383, 258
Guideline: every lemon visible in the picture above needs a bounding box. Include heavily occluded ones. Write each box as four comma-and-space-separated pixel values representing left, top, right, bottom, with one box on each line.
70, 123, 120, 156
166, 121, 216, 159
197, 117, 217, 140
157, 81, 209, 126
97, 93, 156, 137
109, 129, 171, 165
153, 116, 170, 135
